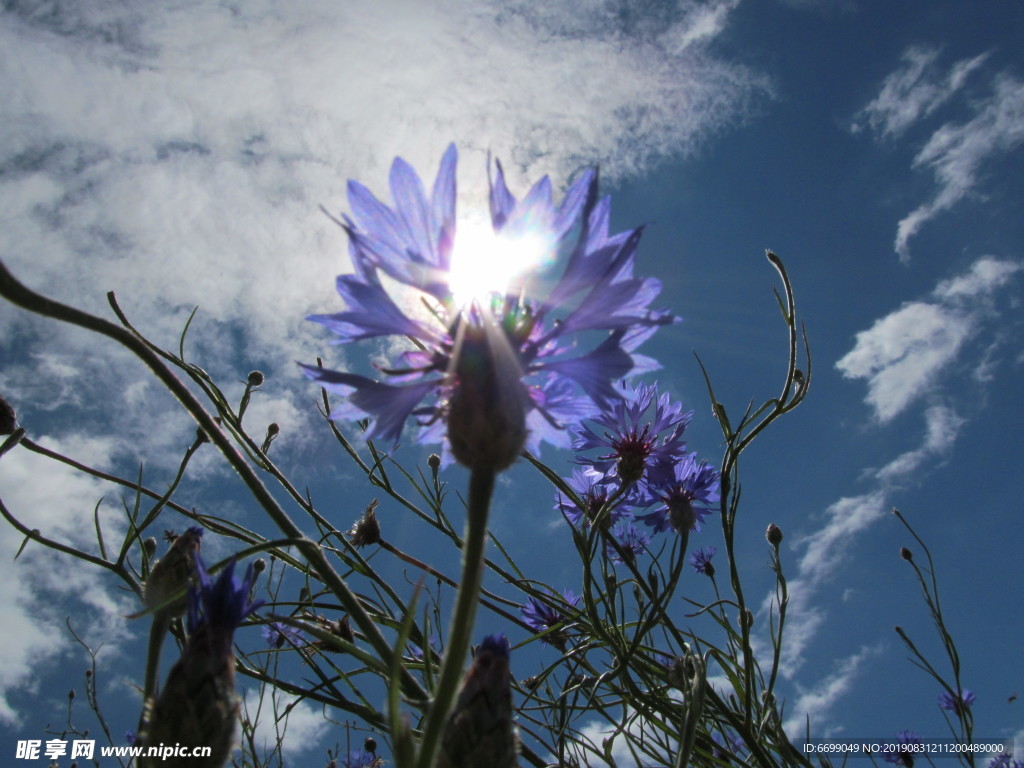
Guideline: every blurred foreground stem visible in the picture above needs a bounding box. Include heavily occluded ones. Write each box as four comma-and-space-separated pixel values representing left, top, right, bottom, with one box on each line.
415, 467, 495, 768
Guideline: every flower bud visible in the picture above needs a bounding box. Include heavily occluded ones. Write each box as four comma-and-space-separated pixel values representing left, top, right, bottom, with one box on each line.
364, 737, 378, 754
428, 453, 441, 470
247, 370, 265, 387
447, 325, 527, 472
900, 547, 913, 561
143, 537, 159, 559
253, 558, 267, 575
766, 523, 783, 547
439, 634, 519, 768
144, 527, 203, 616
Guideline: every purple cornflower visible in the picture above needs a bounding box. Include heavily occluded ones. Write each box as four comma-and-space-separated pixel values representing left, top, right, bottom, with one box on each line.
989, 755, 1024, 768
262, 621, 305, 649
521, 589, 581, 645
305, 144, 674, 470
883, 730, 923, 767
341, 750, 380, 768
690, 546, 717, 576
143, 554, 263, 765
638, 454, 721, 534
186, 555, 264, 640
606, 523, 650, 565
938, 689, 976, 713
573, 381, 691, 490
555, 467, 633, 529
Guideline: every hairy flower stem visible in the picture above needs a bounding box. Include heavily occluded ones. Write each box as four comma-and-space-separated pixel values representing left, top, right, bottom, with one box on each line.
415, 467, 495, 768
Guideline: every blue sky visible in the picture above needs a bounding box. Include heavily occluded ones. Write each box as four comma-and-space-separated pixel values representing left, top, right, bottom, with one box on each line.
0, 0, 1022, 764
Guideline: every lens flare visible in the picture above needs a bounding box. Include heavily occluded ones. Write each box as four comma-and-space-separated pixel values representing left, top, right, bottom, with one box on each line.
448, 216, 550, 308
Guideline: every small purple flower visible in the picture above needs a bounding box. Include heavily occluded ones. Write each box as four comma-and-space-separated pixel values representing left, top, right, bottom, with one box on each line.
521, 589, 581, 645
341, 750, 379, 768
883, 730, 922, 767
712, 731, 745, 760
638, 454, 720, 534
305, 144, 675, 469
555, 467, 633, 529
989, 754, 1024, 768
186, 555, 264, 639
573, 380, 691, 490
938, 689, 976, 713
607, 523, 650, 564
262, 621, 305, 649
690, 546, 717, 576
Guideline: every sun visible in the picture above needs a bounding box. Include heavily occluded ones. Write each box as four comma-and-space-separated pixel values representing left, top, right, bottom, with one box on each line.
448, 215, 552, 309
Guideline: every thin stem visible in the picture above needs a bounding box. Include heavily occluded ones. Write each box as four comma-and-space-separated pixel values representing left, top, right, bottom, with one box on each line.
414, 467, 495, 768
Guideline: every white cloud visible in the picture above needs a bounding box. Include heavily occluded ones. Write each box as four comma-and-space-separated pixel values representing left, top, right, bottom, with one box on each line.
836, 256, 1020, 422
852, 47, 989, 139
0, 433, 134, 724
835, 301, 972, 422
932, 256, 1022, 300
874, 404, 964, 484
894, 75, 1024, 261
242, 688, 330, 760
782, 645, 883, 736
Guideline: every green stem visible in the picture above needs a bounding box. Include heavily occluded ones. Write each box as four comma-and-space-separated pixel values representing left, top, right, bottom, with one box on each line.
415, 467, 495, 768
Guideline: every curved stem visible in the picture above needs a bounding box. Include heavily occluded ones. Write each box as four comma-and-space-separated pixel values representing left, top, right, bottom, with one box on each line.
415, 467, 495, 768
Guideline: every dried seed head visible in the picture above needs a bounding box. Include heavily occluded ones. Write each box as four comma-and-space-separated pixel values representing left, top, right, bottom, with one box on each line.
348, 500, 381, 547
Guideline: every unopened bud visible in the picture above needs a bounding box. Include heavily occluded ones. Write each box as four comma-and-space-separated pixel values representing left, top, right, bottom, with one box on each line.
253, 558, 267, 575
68, 689, 75, 701
364, 736, 377, 753
266, 422, 280, 436
446, 326, 526, 471
143, 537, 159, 558
766, 523, 783, 546
739, 609, 754, 631
143, 527, 203, 616
428, 453, 441, 471
900, 547, 913, 561
247, 370, 265, 387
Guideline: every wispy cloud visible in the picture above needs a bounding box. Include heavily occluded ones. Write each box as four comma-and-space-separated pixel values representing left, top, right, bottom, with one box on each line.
895, 75, 1024, 261
0, 434, 134, 723
851, 47, 989, 139
835, 256, 1020, 423
853, 46, 1024, 262
782, 645, 884, 736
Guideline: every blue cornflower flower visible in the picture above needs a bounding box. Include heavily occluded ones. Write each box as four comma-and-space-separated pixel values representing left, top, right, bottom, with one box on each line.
186, 555, 265, 641
262, 621, 305, 649
690, 546, 717, 576
341, 750, 380, 768
938, 689, 976, 713
607, 523, 650, 564
883, 730, 922, 767
638, 454, 721, 534
142, 554, 263, 767
573, 381, 692, 490
555, 467, 633, 529
521, 589, 581, 645
305, 144, 674, 470
989, 754, 1024, 768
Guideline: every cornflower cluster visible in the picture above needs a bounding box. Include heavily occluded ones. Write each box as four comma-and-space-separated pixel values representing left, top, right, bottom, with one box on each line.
555, 381, 720, 558
305, 144, 674, 470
